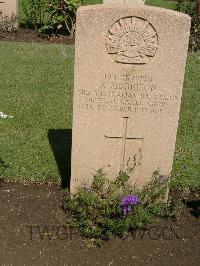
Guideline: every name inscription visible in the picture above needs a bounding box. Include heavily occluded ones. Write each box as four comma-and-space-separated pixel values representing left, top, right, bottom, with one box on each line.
77, 73, 178, 114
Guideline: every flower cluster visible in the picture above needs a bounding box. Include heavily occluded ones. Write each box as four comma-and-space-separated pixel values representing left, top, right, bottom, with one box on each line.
120, 194, 140, 216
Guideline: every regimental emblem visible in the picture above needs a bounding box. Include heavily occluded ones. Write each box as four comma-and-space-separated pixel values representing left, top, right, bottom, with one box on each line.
106, 17, 158, 64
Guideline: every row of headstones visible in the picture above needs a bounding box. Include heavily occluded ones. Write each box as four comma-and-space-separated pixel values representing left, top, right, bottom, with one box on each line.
0, 0, 18, 30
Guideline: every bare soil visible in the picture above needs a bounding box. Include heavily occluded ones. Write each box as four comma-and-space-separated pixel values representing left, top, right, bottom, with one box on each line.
0, 182, 199, 266
0, 28, 75, 45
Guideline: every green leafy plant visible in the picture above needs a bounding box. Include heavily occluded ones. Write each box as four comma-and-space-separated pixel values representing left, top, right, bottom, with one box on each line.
176, 0, 200, 51
64, 169, 175, 245
20, 0, 45, 29
40, 0, 82, 36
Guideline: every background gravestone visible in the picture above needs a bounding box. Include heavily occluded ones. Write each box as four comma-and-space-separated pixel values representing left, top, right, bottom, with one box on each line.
71, 4, 191, 193
0, 0, 18, 30
103, 0, 144, 4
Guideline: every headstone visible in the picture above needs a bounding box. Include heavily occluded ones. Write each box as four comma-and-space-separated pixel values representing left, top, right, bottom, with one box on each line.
0, 0, 18, 31
71, 3, 191, 193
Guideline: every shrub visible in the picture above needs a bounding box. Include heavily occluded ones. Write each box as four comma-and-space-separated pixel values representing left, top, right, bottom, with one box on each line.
64, 169, 176, 245
176, 0, 200, 51
20, 0, 45, 29
40, 0, 82, 36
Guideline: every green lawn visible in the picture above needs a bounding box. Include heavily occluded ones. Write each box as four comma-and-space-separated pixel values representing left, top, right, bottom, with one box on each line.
0, 42, 199, 190
146, 0, 176, 9
171, 53, 200, 190
82, 0, 176, 9
0, 43, 74, 184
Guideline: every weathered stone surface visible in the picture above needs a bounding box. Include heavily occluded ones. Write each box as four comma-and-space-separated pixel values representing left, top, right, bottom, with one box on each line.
71, 4, 191, 193
0, 0, 18, 30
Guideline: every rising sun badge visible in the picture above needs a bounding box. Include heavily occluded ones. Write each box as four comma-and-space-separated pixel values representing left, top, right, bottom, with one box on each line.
106, 17, 158, 64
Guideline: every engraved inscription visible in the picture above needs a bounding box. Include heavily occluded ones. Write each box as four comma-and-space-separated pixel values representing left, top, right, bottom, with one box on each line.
105, 117, 143, 171
77, 73, 178, 114
106, 17, 158, 64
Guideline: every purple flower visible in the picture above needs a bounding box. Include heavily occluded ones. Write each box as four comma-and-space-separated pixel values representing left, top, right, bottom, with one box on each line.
120, 194, 140, 217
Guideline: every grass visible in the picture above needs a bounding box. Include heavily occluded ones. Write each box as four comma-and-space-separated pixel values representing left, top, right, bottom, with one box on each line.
171, 53, 200, 190
146, 0, 176, 9
82, 0, 176, 9
0, 42, 199, 190
0, 43, 74, 184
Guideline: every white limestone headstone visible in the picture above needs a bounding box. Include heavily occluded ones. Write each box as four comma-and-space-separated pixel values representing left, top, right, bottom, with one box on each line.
70, 3, 191, 194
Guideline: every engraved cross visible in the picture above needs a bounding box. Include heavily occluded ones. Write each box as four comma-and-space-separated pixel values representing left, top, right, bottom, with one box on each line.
105, 117, 143, 171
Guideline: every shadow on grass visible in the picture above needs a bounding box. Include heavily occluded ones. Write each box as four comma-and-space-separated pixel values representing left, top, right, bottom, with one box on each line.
48, 129, 72, 189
